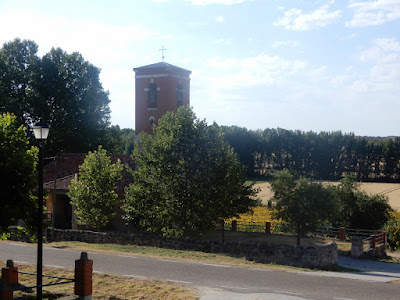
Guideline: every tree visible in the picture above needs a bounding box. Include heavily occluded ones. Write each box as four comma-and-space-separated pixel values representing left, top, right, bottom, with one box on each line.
221, 125, 259, 176
67, 146, 123, 230
102, 125, 136, 154
333, 176, 391, 229
0, 39, 40, 127
0, 38, 111, 156
0, 113, 38, 234
270, 169, 337, 246
123, 107, 256, 237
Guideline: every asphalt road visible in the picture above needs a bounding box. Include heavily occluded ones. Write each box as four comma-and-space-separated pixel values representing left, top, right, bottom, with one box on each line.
1, 241, 400, 300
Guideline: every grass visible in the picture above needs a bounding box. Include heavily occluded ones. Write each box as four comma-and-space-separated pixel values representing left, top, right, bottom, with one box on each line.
5, 261, 198, 300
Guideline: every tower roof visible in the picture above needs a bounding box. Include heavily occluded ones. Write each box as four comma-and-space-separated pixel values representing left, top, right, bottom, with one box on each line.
133, 62, 191, 75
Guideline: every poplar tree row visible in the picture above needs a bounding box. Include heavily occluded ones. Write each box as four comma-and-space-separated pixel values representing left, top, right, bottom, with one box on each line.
222, 126, 400, 182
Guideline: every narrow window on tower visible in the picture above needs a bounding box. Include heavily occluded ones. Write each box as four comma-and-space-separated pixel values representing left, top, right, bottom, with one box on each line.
177, 84, 183, 107
148, 82, 157, 109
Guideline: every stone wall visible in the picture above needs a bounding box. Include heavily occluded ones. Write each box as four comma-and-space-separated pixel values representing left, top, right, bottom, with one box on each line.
51, 229, 337, 269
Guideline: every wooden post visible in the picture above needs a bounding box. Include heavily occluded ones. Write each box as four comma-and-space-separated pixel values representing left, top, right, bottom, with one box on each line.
371, 236, 376, 249
0, 260, 17, 300
75, 252, 93, 300
383, 231, 387, 248
1, 260, 18, 286
265, 222, 271, 234
339, 227, 345, 241
231, 220, 237, 232
0, 278, 13, 300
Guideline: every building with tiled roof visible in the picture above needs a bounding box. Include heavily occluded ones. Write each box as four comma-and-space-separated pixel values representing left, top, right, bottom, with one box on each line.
43, 153, 134, 229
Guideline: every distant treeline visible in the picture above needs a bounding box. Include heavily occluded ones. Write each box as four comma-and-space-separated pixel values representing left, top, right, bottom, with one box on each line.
221, 126, 400, 182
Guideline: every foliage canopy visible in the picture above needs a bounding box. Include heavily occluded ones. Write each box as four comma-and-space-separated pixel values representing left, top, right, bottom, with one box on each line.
123, 107, 256, 237
333, 176, 391, 230
0, 38, 111, 156
68, 146, 123, 230
0, 112, 38, 234
270, 169, 337, 245
221, 126, 400, 182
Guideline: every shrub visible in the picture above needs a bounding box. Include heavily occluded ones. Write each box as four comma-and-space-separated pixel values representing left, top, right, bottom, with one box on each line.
385, 211, 400, 251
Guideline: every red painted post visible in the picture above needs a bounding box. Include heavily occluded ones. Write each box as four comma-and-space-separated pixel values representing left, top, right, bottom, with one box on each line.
383, 231, 387, 247
0, 278, 13, 300
371, 236, 376, 249
339, 227, 345, 241
75, 252, 93, 300
231, 220, 237, 232
265, 222, 271, 234
1, 260, 18, 286
0, 260, 17, 300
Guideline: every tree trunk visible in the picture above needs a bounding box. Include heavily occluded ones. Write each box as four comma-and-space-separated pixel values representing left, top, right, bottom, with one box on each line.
296, 225, 301, 246
221, 219, 225, 242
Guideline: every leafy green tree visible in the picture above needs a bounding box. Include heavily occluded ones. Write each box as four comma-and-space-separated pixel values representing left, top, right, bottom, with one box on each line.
119, 128, 136, 154
102, 125, 136, 154
67, 146, 123, 230
221, 125, 259, 176
270, 169, 337, 246
333, 176, 391, 229
123, 107, 256, 237
0, 39, 40, 127
0, 113, 38, 234
0, 38, 111, 156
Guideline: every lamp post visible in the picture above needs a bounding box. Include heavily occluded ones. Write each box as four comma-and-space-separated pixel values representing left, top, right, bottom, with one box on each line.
32, 119, 50, 300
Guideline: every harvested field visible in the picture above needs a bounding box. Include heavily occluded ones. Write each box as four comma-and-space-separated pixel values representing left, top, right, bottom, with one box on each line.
254, 181, 400, 211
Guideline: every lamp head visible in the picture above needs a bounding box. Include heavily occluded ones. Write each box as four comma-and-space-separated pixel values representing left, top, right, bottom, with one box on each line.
32, 119, 50, 140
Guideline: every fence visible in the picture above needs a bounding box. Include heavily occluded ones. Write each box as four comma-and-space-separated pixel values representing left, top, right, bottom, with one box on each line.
0, 252, 92, 300
313, 226, 382, 241
225, 220, 291, 234
362, 231, 387, 252
225, 220, 387, 254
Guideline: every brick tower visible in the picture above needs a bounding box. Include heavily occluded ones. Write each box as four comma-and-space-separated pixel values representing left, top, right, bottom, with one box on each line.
133, 62, 191, 134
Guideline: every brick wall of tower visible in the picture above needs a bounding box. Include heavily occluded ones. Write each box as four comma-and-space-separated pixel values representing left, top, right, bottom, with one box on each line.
134, 66, 191, 135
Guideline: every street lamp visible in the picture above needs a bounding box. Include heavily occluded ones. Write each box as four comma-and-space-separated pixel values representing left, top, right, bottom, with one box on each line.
32, 119, 50, 300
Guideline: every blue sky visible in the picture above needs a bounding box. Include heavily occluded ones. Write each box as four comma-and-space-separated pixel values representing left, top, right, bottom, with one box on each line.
1, 0, 400, 136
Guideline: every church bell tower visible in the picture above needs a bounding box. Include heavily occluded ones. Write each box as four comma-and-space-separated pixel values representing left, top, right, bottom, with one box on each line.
133, 62, 191, 134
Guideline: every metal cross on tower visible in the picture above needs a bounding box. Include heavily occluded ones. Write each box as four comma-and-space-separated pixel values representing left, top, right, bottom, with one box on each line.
159, 46, 167, 61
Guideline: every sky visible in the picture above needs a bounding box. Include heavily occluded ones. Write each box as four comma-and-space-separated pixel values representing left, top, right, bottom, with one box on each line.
1, 0, 400, 137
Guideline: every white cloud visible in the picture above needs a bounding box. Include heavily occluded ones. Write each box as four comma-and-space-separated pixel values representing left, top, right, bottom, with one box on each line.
186, 0, 244, 4
272, 40, 301, 48
0, 9, 163, 64
339, 33, 356, 40
331, 38, 400, 93
357, 38, 400, 91
216, 16, 224, 22
346, 0, 400, 27
274, 3, 342, 31
360, 38, 400, 62
204, 54, 307, 89
212, 37, 233, 44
